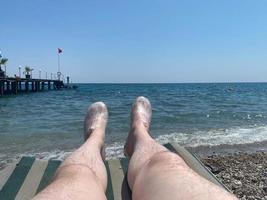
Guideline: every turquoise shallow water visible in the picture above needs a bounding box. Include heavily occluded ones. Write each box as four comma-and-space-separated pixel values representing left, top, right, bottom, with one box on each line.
0, 83, 267, 161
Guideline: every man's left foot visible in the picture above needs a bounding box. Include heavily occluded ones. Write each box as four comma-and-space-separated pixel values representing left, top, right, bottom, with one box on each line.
84, 102, 108, 141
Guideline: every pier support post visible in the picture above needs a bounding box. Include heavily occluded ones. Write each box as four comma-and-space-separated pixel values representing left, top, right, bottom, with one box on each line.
48, 81, 51, 90
32, 81, 35, 92
11, 82, 14, 94
16, 81, 18, 94
35, 82, 38, 91
41, 82, 45, 90
6, 81, 10, 94
11, 81, 18, 94
25, 81, 29, 92
0, 81, 3, 96
15, 82, 18, 94
19, 81, 22, 91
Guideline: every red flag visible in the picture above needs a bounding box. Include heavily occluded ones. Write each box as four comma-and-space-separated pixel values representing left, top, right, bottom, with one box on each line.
58, 48, 63, 54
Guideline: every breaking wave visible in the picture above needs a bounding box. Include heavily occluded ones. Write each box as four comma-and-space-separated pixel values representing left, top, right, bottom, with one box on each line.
9, 125, 267, 161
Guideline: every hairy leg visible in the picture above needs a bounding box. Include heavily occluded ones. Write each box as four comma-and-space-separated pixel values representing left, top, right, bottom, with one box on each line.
34, 102, 108, 200
125, 96, 237, 200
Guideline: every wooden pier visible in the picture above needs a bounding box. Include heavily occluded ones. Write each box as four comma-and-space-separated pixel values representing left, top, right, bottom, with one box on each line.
0, 77, 64, 96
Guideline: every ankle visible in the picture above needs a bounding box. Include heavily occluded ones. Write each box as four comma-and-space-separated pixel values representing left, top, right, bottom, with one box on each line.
130, 125, 152, 144
85, 129, 105, 144
131, 120, 147, 130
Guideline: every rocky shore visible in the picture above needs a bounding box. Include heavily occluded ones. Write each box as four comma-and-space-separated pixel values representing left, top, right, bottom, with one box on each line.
201, 152, 267, 200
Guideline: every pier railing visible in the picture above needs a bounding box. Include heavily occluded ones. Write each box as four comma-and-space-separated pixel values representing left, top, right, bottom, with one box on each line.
0, 77, 64, 96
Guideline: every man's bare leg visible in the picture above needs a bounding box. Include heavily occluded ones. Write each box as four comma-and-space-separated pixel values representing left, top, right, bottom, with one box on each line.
125, 96, 237, 200
34, 102, 108, 200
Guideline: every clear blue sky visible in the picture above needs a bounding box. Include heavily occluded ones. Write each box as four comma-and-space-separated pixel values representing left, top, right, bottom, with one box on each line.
1, 0, 267, 83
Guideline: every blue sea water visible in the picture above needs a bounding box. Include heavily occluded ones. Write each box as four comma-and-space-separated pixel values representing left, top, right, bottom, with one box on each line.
0, 83, 267, 161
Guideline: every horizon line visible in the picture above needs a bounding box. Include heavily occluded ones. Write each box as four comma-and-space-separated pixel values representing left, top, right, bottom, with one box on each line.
72, 81, 267, 84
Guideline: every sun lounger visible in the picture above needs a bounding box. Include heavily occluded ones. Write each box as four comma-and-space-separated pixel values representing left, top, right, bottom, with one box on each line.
0, 143, 229, 200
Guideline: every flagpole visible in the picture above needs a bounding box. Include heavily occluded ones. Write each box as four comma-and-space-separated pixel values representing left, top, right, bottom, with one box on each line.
58, 53, 60, 73
57, 52, 60, 80
57, 48, 62, 80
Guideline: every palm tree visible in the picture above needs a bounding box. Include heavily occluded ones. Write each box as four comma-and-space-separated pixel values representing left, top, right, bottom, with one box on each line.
0, 58, 8, 77
24, 66, 34, 78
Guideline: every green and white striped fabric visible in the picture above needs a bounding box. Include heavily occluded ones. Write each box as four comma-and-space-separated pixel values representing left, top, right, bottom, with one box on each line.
0, 143, 228, 200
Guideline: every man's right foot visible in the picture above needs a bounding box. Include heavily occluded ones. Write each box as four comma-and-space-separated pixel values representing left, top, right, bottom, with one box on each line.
124, 96, 152, 157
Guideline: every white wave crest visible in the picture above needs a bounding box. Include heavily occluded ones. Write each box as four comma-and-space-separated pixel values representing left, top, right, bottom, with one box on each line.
21, 150, 73, 161
105, 125, 267, 158
9, 125, 267, 161
156, 125, 267, 147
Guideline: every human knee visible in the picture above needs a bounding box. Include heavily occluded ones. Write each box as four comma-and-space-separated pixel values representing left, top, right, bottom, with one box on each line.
132, 151, 190, 198
55, 164, 98, 181
35, 164, 107, 200
146, 151, 188, 171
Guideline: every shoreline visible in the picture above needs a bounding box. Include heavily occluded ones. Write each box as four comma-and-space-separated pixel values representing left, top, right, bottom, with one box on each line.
1, 140, 266, 167
186, 140, 267, 157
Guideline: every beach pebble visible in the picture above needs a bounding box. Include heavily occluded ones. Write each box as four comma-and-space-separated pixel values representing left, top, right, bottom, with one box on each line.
201, 151, 267, 200
233, 180, 242, 187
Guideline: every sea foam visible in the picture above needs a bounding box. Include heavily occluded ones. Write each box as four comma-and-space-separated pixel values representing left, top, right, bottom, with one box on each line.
11, 125, 267, 161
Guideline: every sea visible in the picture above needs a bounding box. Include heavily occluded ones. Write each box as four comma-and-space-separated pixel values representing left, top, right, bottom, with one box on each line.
1, 83, 267, 166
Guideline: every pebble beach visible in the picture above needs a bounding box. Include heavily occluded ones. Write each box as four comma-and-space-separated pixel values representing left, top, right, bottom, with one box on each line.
202, 152, 267, 200
194, 142, 267, 200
